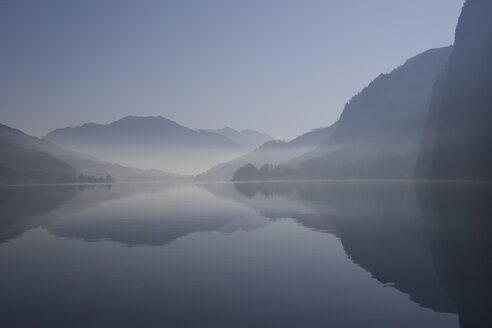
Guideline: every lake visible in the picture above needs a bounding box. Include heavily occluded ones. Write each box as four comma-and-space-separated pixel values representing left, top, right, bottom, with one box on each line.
1, 181, 490, 327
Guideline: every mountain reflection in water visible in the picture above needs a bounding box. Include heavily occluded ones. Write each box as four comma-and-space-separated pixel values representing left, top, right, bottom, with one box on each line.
0, 181, 489, 327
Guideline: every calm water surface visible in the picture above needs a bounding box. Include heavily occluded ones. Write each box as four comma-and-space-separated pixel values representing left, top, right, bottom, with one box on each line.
1, 181, 490, 327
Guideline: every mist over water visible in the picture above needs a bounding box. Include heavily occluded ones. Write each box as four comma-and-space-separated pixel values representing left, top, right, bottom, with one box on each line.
73, 145, 248, 175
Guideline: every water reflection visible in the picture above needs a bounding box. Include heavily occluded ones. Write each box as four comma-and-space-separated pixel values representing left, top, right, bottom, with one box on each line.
47, 184, 271, 246
0, 184, 102, 243
418, 182, 492, 328
0, 181, 486, 327
203, 182, 454, 313
227, 181, 492, 328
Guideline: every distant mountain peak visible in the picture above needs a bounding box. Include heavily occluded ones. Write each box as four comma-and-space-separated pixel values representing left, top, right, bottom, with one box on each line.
44, 116, 248, 174
210, 127, 274, 149
215, 127, 239, 135
111, 115, 174, 123
106, 115, 188, 130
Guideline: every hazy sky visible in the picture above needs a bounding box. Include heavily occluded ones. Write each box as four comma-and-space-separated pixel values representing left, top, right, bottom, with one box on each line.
0, 0, 464, 140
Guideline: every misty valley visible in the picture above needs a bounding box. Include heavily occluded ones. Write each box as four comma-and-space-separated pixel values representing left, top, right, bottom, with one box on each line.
1, 0, 492, 327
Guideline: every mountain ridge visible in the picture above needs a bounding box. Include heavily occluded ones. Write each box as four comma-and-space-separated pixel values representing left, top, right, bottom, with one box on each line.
197, 122, 337, 181
205, 127, 274, 149
44, 116, 251, 174
0, 123, 181, 183
231, 46, 453, 180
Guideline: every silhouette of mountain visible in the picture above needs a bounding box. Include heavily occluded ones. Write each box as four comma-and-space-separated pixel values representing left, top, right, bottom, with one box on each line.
197, 123, 337, 181
0, 124, 77, 183
418, 0, 492, 180
45, 116, 247, 174
47, 116, 242, 149
414, 4, 492, 323
207, 127, 274, 149
0, 123, 179, 183
288, 126, 336, 148
232, 46, 452, 180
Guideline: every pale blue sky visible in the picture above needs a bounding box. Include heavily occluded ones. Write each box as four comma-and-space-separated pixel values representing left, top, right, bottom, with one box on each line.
0, 0, 464, 139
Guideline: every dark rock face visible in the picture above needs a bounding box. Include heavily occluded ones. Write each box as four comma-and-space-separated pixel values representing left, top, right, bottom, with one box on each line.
418, 0, 492, 180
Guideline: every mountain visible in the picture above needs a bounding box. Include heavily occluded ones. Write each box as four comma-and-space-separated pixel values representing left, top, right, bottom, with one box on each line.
207, 127, 274, 149
286, 126, 336, 148
197, 123, 337, 181
417, 0, 492, 180
232, 46, 453, 181
0, 125, 77, 183
45, 116, 247, 174
297, 46, 453, 179
46, 116, 242, 149
0, 123, 179, 183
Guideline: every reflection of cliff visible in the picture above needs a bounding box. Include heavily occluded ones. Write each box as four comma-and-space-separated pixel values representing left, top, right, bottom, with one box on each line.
229, 182, 456, 314
418, 183, 492, 328
307, 183, 455, 313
